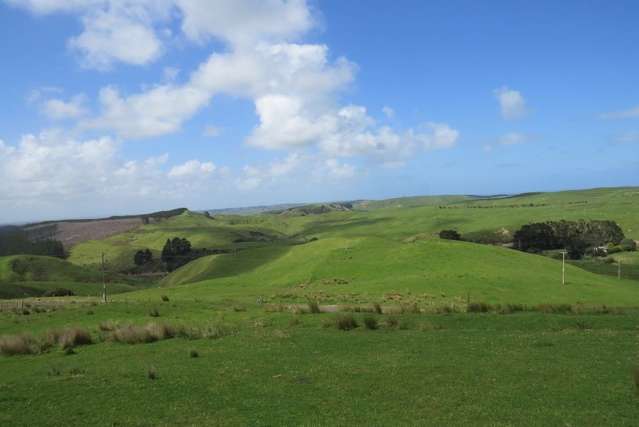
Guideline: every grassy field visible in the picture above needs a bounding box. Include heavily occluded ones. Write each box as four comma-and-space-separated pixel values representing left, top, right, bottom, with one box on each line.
2, 186, 639, 425
0, 300, 638, 426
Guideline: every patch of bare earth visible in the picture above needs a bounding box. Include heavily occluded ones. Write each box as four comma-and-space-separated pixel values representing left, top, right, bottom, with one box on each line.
25, 218, 143, 248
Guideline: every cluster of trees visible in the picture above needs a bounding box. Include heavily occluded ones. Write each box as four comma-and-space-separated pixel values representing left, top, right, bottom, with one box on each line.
161, 237, 193, 271
133, 249, 153, 266
0, 226, 65, 258
513, 220, 625, 259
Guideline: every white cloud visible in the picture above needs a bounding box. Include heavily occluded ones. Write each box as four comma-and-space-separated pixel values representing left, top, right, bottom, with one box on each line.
86, 85, 210, 138
203, 125, 222, 137
163, 66, 180, 82
176, 0, 312, 46
168, 160, 215, 178
42, 95, 87, 120
494, 86, 527, 120
409, 122, 460, 150
498, 132, 527, 145
600, 106, 639, 119
68, 9, 164, 69
382, 106, 395, 119
0, 130, 227, 213
7, 0, 313, 69
322, 158, 355, 179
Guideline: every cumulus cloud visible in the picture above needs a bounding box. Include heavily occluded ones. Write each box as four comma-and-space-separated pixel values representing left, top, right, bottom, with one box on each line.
68, 9, 164, 69
0, 131, 224, 210
42, 94, 87, 120
600, 106, 639, 119
7, 0, 312, 69
494, 86, 527, 120
382, 106, 395, 119
168, 160, 215, 178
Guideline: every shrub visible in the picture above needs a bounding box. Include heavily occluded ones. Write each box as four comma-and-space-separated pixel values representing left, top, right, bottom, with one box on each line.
149, 308, 160, 317
189, 349, 199, 358
384, 317, 399, 328
363, 316, 378, 330
58, 328, 93, 350
620, 239, 637, 252
335, 314, 358, 331
110, 323, 178, 344
536, 304, 573, 314
307, 300, 321, 314
0, 334, 39, 356
161, 295, 170, 302
467, 302, 492, 313
42, 288, 75, 297
148, 366, 158, 380
439, 229, 461, 240
99, 320, 118, 332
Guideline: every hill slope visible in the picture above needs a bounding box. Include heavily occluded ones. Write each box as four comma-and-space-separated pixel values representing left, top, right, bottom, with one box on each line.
154, 236, 639, 306
0, 255, 138, 298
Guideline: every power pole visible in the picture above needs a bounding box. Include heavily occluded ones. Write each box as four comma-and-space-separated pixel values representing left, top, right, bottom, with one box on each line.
561, 251, 567, 285
101, 252, 107, 303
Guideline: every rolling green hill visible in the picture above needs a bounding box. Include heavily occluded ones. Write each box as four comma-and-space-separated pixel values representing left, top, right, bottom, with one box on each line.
0, 255, 144, 299
68, 211, 291, 270
153, 236, 639, 306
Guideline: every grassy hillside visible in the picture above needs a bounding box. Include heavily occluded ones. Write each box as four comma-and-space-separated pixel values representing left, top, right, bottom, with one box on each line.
0, 256, 143, 299
154, 236, 639, 306
69, 211, 291, 270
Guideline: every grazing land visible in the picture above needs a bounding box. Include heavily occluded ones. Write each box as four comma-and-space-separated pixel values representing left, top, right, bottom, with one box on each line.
1, 186, 639, 425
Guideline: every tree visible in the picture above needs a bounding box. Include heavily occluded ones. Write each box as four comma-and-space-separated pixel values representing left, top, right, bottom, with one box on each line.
161, 237, 192, 271
134, 249, 153, 266
439, 230, 461, 241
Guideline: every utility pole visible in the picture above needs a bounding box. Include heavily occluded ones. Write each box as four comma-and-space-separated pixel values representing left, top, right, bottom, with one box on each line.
101, 252, 107, 303
561, 251, 567, 285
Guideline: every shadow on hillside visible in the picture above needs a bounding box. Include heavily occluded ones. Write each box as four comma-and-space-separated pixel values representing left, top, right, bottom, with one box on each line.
297, 217, 393, 237
197, 243, 294, 281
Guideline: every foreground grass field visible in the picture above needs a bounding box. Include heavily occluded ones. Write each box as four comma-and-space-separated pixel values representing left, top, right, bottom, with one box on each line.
0, 299, 638, 426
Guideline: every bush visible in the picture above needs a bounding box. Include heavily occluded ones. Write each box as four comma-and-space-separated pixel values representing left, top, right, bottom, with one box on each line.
620, 239, 637, 252
189, 349, 199, 358
0, 334, 39, 356
58, 328, 93, 350
363, 316, 378, 330
148, 366, 158, 380
161, 295, 170, 302
307, 300, 321, 314
439, 229, 461, 240
373, 303, 383, 314
384, 317, 399, 328
110, 323, 177, 344
467, 302, 492, 313
536, 304, 573, 314
42, 288, 75, 297
335, 314, 358, 331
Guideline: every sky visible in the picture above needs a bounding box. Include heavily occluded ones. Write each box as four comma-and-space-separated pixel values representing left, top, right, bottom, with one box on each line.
0, 0, 638, 223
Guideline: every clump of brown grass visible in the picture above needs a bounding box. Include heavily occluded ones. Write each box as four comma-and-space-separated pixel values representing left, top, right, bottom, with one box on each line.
110, 323, 175, 344
0, 334, 39, 356
58, 328, 93, 350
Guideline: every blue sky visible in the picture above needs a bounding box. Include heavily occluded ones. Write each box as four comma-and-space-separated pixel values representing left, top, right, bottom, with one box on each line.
0, 0, 638, 222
